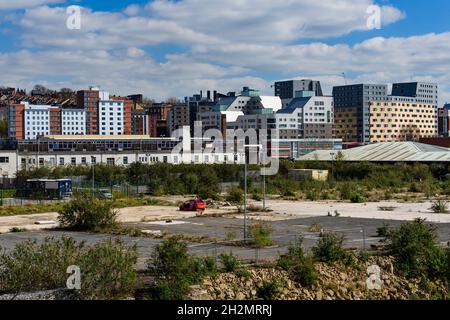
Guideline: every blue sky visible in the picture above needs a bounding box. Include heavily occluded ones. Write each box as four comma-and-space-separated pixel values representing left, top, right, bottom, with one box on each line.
0, 0, 449, 103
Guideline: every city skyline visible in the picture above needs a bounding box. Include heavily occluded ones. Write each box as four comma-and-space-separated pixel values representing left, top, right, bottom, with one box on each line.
0, 0, 449, 105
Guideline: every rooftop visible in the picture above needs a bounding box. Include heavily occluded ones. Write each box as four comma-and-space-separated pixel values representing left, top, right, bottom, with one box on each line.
299, 142, 450, 162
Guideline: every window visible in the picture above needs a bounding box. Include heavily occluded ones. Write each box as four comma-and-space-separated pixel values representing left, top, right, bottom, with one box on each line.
123, 156, 128, 165
71, 157, 76, 165
0, 157, 9, 163
59, 158, 65, 166
107, 158, 115, 166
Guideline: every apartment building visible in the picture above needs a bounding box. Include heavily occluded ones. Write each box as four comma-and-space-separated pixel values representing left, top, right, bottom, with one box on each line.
8, 102, 86, 140
99, 99, 124, 136
334, 107, 358, 142
168, 103, 190, 135
392, 82, 438, 106
333, 84, 388, 144
112, 96, 133, 135
77, 87, 100, 135
61, 108, 86, 135
6, 104, 25, 140
438, 104, 450, 137
274, 80, 323, 100
369, 100, 438, 143
275, 96, 334, 140
146, 103, 172, 137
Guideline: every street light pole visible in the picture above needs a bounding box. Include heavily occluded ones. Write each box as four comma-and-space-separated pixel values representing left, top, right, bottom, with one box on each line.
242, 144, 263, 242
244, 153, 248, 241
91, 157, 95, 198
262, 165, 266, 211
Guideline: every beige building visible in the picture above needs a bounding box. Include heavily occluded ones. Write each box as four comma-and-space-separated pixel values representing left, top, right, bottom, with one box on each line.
369, 101, 437, 143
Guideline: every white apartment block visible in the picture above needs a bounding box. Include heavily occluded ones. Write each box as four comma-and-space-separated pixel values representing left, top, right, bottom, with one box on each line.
99, 100, 124, 135
61, 109, 86, 135
24, 104, 51, 139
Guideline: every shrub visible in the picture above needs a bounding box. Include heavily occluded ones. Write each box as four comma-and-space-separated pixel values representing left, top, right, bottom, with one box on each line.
0, 237, 138, 299
376, 223, 391, 238
248, 222, 273, 248
256, 280, 281, 300
388, 219, 443, 278
430, 199, 449, 213
193, 257, 218, 278
219, 252, 241, 273
77, 240, 138, 299
312, 233, 347, 263
58, 195, 117, 231
0, 237, 83, 294
226, 187, 244, 204
252, 193, 262, 201
350, 192, 365, 203
277, 237, 317, 287
147, 237, 200, 300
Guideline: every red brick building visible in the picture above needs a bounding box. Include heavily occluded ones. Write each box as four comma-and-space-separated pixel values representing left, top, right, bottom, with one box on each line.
77, 88, 100, 135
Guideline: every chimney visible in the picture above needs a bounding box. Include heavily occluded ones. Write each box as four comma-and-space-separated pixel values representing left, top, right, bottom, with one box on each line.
200, 90, 203, 98
207, 91, 211, 101
214, 91, 217, 101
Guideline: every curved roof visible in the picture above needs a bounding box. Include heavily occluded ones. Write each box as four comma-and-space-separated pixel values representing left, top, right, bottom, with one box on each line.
299, 142, 450, 162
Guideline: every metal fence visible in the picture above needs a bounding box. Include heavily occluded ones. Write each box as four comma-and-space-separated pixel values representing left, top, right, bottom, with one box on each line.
184, 228, 376, 265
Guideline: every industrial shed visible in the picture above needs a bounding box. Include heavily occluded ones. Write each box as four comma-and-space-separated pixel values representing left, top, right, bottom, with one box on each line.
298, 142, 450, 163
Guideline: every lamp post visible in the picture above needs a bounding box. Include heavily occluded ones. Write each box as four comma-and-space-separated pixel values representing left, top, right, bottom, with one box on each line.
330, 152, 336, 180
91, 156, 95, 197
242, 144, 263, 242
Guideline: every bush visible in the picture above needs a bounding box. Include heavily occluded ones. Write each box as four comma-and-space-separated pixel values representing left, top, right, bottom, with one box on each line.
219, 251, 241, 273
277, 237, 317, 287
430, 199, 449, 213
350, 192, 365, 204
376, 223, 391, 238
388, 219, 444, 279
225, 187, 244, 204
0, 237, 83, 294
0, 237, 138, 299
256, 280, 281, 300
147, 237, 202, 300
58, 195, 117, 231
312, 233, 347, 262
193, 257, 218, 278
77, 240, 138, 299
248, 222, 273, 248
252, 193, 262, 201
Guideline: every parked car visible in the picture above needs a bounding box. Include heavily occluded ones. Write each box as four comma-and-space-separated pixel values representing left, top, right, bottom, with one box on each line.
95, 190, 113, 199
179, 198, 206, 212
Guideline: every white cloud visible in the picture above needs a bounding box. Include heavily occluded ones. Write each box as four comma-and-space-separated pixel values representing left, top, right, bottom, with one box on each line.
0, 0, 65, 10
1, 1, 450, 105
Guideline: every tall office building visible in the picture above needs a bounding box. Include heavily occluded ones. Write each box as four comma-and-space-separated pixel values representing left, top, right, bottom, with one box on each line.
333, 84, 388, 144
274, 80, 323, 100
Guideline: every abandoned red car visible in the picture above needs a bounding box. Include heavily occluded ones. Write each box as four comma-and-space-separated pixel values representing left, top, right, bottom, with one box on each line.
179, 198, 207, 212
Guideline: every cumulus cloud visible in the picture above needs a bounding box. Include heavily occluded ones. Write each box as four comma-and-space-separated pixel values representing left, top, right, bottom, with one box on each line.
0, 0, 65, 10
1, 0, 449, 105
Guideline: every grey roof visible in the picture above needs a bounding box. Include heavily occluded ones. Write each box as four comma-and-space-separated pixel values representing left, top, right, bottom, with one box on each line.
277, 97, 310, 114
299, 142, 450, 162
